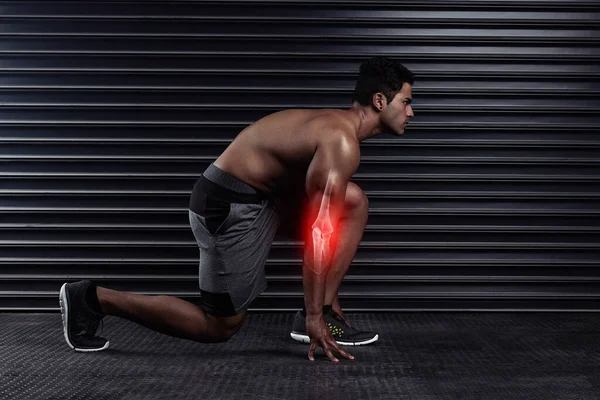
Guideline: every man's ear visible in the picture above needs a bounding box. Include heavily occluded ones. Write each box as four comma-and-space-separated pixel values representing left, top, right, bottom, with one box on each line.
372, 93, 386, 112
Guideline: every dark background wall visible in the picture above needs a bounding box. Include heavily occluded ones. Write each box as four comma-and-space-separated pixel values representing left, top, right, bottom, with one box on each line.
1, 1, 599, 312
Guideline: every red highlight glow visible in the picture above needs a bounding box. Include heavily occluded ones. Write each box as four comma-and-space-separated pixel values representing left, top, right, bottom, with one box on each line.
300, 200, 344, 268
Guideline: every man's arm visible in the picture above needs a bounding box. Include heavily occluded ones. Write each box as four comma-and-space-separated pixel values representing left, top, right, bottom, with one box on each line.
303, 135, 360, 318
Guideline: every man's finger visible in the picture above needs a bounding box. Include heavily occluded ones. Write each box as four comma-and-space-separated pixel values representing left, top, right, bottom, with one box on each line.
308, 340, 316, 361
321, 341, 339, 363
329, 339, 355, 360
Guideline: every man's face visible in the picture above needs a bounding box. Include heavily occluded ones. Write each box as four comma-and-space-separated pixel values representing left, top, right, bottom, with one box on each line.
378, 83, 414, 136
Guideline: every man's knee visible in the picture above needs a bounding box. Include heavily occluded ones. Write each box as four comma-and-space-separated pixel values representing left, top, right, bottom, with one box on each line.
345, 182, 369, 216
204, 311, 246, 343
208, 329, 236, 343
217, 320, 245, 342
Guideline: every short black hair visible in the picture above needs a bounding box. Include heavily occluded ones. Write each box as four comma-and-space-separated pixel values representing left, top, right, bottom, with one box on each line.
352, 57, 415, 106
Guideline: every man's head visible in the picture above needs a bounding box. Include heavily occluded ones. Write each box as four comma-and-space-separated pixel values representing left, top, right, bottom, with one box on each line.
352, 57, 415, 136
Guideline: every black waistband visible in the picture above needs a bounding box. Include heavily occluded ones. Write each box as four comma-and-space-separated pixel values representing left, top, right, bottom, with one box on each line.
189, 175, 269, 214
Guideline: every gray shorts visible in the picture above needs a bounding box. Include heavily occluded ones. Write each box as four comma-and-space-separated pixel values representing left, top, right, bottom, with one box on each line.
188, 163, 280, 317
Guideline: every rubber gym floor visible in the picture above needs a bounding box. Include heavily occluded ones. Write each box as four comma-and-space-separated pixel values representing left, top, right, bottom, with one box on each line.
1, 312, 598, 400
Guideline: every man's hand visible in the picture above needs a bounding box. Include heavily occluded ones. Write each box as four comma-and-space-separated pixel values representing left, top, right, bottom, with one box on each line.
305, 314, 355, 362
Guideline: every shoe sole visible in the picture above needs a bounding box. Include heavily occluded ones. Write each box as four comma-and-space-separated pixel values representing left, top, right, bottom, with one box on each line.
59, 283, 109, 352
290, 332, 379, 346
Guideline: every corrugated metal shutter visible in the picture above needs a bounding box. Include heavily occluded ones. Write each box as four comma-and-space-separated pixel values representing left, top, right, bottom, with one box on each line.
1, 1, 599, 312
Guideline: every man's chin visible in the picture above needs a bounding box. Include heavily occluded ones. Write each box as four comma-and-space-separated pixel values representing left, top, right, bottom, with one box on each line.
382, 125, 404, 136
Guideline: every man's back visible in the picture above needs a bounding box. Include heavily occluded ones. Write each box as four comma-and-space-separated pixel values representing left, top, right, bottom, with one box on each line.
213, 108, 358, 195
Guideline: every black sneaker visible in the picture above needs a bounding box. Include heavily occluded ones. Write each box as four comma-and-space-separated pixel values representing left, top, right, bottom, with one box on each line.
59, 280, 109, 352
290, 309, 379, 346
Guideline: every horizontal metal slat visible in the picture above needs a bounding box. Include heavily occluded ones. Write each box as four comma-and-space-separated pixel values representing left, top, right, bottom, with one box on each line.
0, 243, 596, 258
1, 103, 599, 114
0, 177, 600, 199
2, 274, 600, 283
1, 258, 598, 267
2, 138, 600, 148
0, 206, 598, 215
372, 208, 600, 215
1, 85, 598, 95
0, 110, 598, 127
0, 238, 598, 254
2, 244, 600, 265
0, 191, 599, 202
1, 60, 598, 78
3, 68, 597, 80
2, 121, 598, 131
2, 155, 598, 166
3, 263, 600, 282
2, 33, 599, 46
1, 126, 599, 141
1, 142, 599, 159
1, 16, 598, 29
0, 173, 599, 181
0, 0, 597, 12
2, 35, 597, 53
1, 223, 597, 233
0, 240, 597, 250
0, 93, 599, 109
1, 51, 598, 63
3, 287, 599, 299
0, 211, 598, 229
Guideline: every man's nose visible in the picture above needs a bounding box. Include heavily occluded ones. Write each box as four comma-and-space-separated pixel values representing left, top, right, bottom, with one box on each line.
407, 106, 414, 118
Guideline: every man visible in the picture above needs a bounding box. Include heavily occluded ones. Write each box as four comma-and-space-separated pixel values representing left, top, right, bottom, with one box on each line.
59, 56, 415, 363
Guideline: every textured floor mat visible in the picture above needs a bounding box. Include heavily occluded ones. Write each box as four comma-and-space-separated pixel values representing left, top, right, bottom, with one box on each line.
1, 312, 599, 400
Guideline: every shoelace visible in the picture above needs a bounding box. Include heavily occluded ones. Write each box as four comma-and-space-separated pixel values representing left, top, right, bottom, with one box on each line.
329, 310, 357, 331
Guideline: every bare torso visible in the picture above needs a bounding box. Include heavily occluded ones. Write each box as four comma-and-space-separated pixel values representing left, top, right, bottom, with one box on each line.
213, 108, 357, 197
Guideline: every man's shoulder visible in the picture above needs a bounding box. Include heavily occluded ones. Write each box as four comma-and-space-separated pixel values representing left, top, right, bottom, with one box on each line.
310, 112, 358, 143
322, 125, 360, 159
302, 110, 360, 171
313, 131, 360, 174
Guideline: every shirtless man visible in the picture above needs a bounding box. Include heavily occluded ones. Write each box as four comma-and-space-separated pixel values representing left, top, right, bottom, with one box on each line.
59, 56, 415, 363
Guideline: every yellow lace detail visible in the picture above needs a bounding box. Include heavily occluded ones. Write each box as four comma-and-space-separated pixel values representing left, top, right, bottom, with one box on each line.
327, 322, 344, 336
